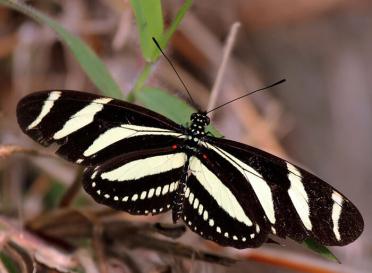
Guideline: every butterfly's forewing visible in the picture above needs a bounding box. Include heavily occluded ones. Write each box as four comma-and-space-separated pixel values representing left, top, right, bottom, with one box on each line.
202, 137, 364, 246
17, 91, 184, 166
83, 147, 187, 214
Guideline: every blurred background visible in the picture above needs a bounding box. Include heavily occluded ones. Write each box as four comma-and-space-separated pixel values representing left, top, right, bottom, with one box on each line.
0, 0, 371, 272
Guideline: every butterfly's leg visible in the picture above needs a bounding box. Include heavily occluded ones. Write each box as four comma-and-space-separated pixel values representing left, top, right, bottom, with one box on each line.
172, 155, 190, 223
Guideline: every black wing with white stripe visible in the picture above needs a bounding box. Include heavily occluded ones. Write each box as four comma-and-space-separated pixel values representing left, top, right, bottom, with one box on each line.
202, 137, 363, 246
183, 154, 268, 248
17, 90, 184, 166
83, 147, 186, 215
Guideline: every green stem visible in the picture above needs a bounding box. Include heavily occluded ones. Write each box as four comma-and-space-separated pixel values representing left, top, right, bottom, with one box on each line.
127, 63, 153, 102
162, 0, 192, 46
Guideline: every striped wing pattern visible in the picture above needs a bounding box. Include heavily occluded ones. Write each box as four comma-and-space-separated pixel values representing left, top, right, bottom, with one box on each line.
198, 138, 364, 246
16, 90, 363, 248
83, 148, 186, 215
17, 90, 186, 214
183, 154, 268, 248
17, 90, 183, 166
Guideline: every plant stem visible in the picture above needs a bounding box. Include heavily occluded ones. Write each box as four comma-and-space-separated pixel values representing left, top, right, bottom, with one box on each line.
127, 63, 153, 102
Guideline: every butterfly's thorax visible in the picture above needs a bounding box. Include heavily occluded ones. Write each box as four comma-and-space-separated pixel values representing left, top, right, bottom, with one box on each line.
184, 112, 210, 145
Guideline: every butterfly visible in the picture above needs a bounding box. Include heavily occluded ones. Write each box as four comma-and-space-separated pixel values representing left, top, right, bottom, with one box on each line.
16, 87, 363, 249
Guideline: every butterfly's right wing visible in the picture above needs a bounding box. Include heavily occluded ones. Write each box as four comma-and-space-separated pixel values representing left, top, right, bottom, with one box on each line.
17, 90, 185, 166
197, 137, 364, 247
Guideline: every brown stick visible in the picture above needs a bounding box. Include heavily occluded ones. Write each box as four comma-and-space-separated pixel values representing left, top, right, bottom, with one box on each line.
0, 145, 55, 160
58, 167, 84, 208
207, 22, 241, 117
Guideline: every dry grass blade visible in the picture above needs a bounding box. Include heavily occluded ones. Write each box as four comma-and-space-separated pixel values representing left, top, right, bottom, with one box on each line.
0, 216, 77, 272
65, 209, 108, 273
26, 208, 237, 266
2, 243, 28, 273
107, 247, 143, 273
27, 208, 185, 240
112, 236, 236, 266
4, 241, 35, 273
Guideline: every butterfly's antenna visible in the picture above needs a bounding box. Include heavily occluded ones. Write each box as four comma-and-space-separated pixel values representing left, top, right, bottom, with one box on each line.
152, 37, 196, 107
206, 79, 286, 114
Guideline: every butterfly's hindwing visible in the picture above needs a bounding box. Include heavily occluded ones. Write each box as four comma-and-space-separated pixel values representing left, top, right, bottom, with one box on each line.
17, 91, 184, 165
183, 154, 268, 248
83, 147, 187, 214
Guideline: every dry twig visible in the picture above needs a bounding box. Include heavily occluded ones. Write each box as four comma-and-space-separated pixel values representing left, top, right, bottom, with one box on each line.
58, 167, 84, 208
207, 22, 241, 117
0, 145, 54, 160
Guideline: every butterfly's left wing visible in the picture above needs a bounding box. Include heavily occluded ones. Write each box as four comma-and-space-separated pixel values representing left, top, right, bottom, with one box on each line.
189, 137, 364, 247
17, 91, 188, 215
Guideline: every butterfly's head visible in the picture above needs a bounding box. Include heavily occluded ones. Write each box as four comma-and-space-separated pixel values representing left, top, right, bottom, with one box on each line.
190, 112, 210, 127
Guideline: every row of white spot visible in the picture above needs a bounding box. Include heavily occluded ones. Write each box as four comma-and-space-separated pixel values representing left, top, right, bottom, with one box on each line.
91, 181, 179, 213
184, 186, 259, 242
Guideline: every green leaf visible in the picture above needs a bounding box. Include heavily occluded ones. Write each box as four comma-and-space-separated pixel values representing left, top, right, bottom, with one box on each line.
136, 87, 194, 124
303, 239, 340, 263
130, 0, 164, 62
136, 87, 221, 136
0, 252, 19, 273
0, 0, 122, 98
161, 0, 192, 47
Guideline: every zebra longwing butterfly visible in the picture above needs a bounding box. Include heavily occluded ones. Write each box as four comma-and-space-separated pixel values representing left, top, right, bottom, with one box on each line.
16, 89, 363, 249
